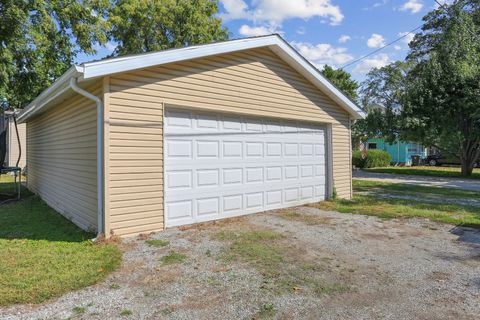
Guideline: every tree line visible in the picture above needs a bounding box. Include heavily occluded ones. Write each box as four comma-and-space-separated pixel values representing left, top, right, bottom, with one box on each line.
0, 0, 228, 110
322, 0, 479, 176
1, 0, 478, 175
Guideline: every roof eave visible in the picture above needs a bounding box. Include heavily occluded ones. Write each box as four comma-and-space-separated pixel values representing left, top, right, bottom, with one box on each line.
20, 34, 365, 122
18, 66, 82, 123
80, 35, 365, 119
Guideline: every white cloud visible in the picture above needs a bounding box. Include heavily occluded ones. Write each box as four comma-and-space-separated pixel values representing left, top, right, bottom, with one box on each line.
221, 0, 344, 26
398, 31, 415, 44
394, 45, 402, 50
291, 41, 353, 69
363, 0, 389, 10
94, 41, 117, 53
238, 24, 275, 37
220, 0, 251, 20
338, 35, 351, 43
104, 42, 117, 52
296, 27, 306, 35
400, 0, 423, 14
373, 0, 389, 8
367, 33, 386, 48
353, 54, 391, 74
433, 0, 453, 8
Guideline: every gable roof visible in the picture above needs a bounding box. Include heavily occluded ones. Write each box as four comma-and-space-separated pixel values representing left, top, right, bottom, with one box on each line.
19, 34, 365, 122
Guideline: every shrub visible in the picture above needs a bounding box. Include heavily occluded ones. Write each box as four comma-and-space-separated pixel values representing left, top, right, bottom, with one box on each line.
352, 150, 391, 168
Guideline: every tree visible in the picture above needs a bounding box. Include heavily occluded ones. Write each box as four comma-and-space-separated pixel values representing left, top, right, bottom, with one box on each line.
320, 65, 366, 148
0, 0, 110, 109
359, 61, 412, 143
321, 65, 359, 101
109, 0, 229, 56
403, 0, 480, 175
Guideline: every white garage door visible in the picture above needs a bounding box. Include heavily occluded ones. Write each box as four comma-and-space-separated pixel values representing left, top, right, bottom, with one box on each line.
164, 108, 326, 227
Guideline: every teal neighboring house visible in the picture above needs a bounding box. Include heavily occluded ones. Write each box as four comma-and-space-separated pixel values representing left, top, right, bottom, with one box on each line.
365, 138, 427, 165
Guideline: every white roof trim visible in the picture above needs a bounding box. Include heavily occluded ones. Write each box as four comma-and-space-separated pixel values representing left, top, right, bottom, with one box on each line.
20, 35, 365, 122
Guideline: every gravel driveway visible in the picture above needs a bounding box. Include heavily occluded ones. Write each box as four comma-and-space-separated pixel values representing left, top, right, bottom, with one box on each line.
1, 208, 479, 320
354, 170, 480, 191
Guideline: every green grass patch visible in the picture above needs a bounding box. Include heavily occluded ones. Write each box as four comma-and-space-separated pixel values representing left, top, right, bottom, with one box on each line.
215, 230, 284, 272
254, 303, 276, 319
0, 175, 30, 202
120, 309, 133, 316
145, 239, 169, 247
160, 251, 187, 265
314, 180, 480, 227
313, 283, 350, 296
72, 306, 86, 315
214, 229, 349, 296
354, 179, 480, 199
365, 166, 480, 179
0, 180, 122, 306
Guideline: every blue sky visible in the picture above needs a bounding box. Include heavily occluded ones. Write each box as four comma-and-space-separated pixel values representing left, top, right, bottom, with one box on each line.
77, 0, 450, 82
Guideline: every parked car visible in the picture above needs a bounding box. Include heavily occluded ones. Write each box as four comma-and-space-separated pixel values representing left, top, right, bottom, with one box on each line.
426, 154, 480, 167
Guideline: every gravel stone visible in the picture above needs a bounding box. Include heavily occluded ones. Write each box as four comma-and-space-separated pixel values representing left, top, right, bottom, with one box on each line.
1, 207, 478, 320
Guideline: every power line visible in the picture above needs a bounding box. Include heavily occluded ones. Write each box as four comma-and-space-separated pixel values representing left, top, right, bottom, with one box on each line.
340, 25, 422, 70
434, 0, 447, 9
434, 0, 479, 39
341, 0, 478, 70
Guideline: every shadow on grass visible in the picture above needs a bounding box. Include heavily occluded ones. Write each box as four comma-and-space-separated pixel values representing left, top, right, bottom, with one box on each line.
315, 195, 480, 230
0, 182, 94, 242
364, 167, 480, 180
354, 179, 480, 199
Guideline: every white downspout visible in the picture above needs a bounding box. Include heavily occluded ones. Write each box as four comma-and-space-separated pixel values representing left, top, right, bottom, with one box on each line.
69, 78, 104, 237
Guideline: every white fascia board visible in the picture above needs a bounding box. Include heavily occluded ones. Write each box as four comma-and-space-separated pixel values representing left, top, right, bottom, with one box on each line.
80, 35, 364, 119
20, 35, 365, 122
18, 66, 81, 123
81, 36, 279, 79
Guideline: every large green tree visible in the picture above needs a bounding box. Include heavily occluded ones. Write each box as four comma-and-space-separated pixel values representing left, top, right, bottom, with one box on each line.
403, 0, 480, 175
320, 65, 368, 148
359, 61, 412, 143
321, 65, 359, 101
0, 0, 110, 109
109, 0, 229, 55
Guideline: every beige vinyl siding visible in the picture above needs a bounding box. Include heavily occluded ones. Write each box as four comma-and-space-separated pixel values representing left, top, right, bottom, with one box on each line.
106, 76, 164, 237
107, 47, 352, 236
332, 121, 353, 198
26, 83, 101, 231
7, 121, 26, 168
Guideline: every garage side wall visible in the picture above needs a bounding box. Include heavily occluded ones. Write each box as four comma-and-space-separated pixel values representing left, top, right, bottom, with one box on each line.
106, 48, 353, 236
26, 83, 101, 231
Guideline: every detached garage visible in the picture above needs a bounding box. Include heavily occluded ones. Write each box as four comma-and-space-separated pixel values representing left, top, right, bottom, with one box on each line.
19, 35, 365, 237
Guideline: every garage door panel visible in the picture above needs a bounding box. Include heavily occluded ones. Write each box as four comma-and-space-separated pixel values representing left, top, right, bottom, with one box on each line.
165, 108, 326, 227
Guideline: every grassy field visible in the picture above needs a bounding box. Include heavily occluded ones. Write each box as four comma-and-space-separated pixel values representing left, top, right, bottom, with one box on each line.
315, 180, 480, 227
0, 176, 122, 306
365, 166, 480, 179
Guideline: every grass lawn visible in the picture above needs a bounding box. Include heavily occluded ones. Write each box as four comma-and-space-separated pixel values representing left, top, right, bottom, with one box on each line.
0, 176, 122, 306
315, 180, 480, 227
365, 166, 480, 179
215, 229, 349, 296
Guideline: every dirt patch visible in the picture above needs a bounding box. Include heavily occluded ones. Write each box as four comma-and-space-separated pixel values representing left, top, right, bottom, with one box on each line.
213, 224, 353, 297
276, 209, 336, 226
1, 208, 479, 320
426, 271, 451, 282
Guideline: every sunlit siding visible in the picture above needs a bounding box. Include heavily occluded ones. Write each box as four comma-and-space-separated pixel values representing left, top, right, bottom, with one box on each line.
106, 48, 352, 236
